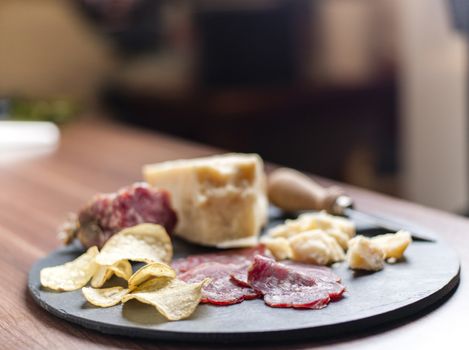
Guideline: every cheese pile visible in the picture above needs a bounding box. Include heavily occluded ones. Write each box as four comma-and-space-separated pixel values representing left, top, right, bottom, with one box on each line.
143, 153, 268, 248
263, 212, 354, 264
263, 211, 412, 271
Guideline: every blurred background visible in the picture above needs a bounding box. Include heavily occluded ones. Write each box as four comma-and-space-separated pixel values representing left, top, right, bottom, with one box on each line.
0, 0, 467, 214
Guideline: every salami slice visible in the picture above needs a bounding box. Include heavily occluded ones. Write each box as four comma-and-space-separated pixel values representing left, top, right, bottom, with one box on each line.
179, 263, 260, 305
248, 255, 345, 309
229, 262, 252, 287
172, 246, 266, 273
281, 260, 342, 283
230, 258, 341, 288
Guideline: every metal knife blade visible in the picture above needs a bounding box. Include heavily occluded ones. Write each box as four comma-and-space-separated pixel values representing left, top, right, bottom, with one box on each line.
342, 207, 435, 242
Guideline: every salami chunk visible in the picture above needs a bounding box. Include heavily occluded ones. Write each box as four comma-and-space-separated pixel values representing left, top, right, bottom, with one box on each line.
76, 183, 177, 248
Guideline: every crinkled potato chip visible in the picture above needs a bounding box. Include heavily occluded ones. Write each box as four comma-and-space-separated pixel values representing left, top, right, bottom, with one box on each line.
128, 262, 176, 291
40, 246, 99, 291
122, 278, 210, 321
91, 260, 133, 288
132, 276, 170, 292
95, 224, 172, 266
109, 259, 133, 280
91, 265, 113, 288
82, 286, 129, 307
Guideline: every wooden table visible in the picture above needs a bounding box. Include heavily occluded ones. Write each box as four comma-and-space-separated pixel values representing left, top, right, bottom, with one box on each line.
0, 117, 467, 349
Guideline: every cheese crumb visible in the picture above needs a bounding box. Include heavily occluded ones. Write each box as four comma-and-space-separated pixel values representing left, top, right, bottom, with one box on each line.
261, 237, 292, 260
346, 236, 385, 271
289, 230, 345, 265
371, 230, 412, 259
264, 211, 353, 264
268, 211, 355, 242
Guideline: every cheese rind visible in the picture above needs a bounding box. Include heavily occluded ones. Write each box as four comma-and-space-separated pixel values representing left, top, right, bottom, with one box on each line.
143, 153, 268, 247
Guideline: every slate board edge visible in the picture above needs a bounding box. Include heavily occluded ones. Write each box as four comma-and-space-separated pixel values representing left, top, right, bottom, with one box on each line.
28, 251, 460, 343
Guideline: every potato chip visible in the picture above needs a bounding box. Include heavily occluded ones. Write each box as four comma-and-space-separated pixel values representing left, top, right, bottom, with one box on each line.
95, 224, 172, 266
132, 276, 169, 292
122, 278, 210, 320
91, 265, 113, 288
40, 246, 99, 291
91, 260, 133, 288
109, 260, 133, 280
82, 286, 129, 307
128, 262, 176, 291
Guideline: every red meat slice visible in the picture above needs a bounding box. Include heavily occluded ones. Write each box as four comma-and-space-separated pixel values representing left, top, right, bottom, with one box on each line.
230, 258, 341, 288
229, 262, 252, 287
172, 245, 266, 274
281, 260, 342, 284
248, 255, 345, 309
179, 262, 260, 305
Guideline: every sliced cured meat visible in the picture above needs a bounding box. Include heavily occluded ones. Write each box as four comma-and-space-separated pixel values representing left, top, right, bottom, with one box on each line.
230, 259, 341, 288
172, 245, 266, 273
69, 183, 177, 248
229, 262, 252, 287
281, 260, 342, 283
174, 247, 266, 304
179, 262, 259, 305
248, 255, 345, 309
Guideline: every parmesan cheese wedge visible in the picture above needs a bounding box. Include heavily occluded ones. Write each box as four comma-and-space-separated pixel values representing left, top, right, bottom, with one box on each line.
143, 153, 268, 248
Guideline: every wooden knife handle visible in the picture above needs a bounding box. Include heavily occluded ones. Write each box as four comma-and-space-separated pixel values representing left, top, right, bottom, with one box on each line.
267, 167, 345, 213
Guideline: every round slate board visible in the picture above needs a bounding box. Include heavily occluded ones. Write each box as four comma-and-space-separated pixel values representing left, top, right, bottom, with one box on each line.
28, 215, 460, 343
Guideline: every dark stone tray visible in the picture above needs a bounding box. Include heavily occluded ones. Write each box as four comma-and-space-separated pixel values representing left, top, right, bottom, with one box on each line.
28, 212, 460, 343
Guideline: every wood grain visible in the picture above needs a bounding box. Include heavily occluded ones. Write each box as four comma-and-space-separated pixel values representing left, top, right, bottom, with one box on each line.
0, 116, 468, 349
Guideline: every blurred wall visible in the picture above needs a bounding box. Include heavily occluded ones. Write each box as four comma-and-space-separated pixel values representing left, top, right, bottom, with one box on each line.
398, 0, 468, 212
0, 0, 114, 102
314, 0, 397, 85
0, 0, 467, 212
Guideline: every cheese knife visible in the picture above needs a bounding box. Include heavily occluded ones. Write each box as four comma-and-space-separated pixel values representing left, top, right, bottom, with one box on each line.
267, 167, 435, 242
